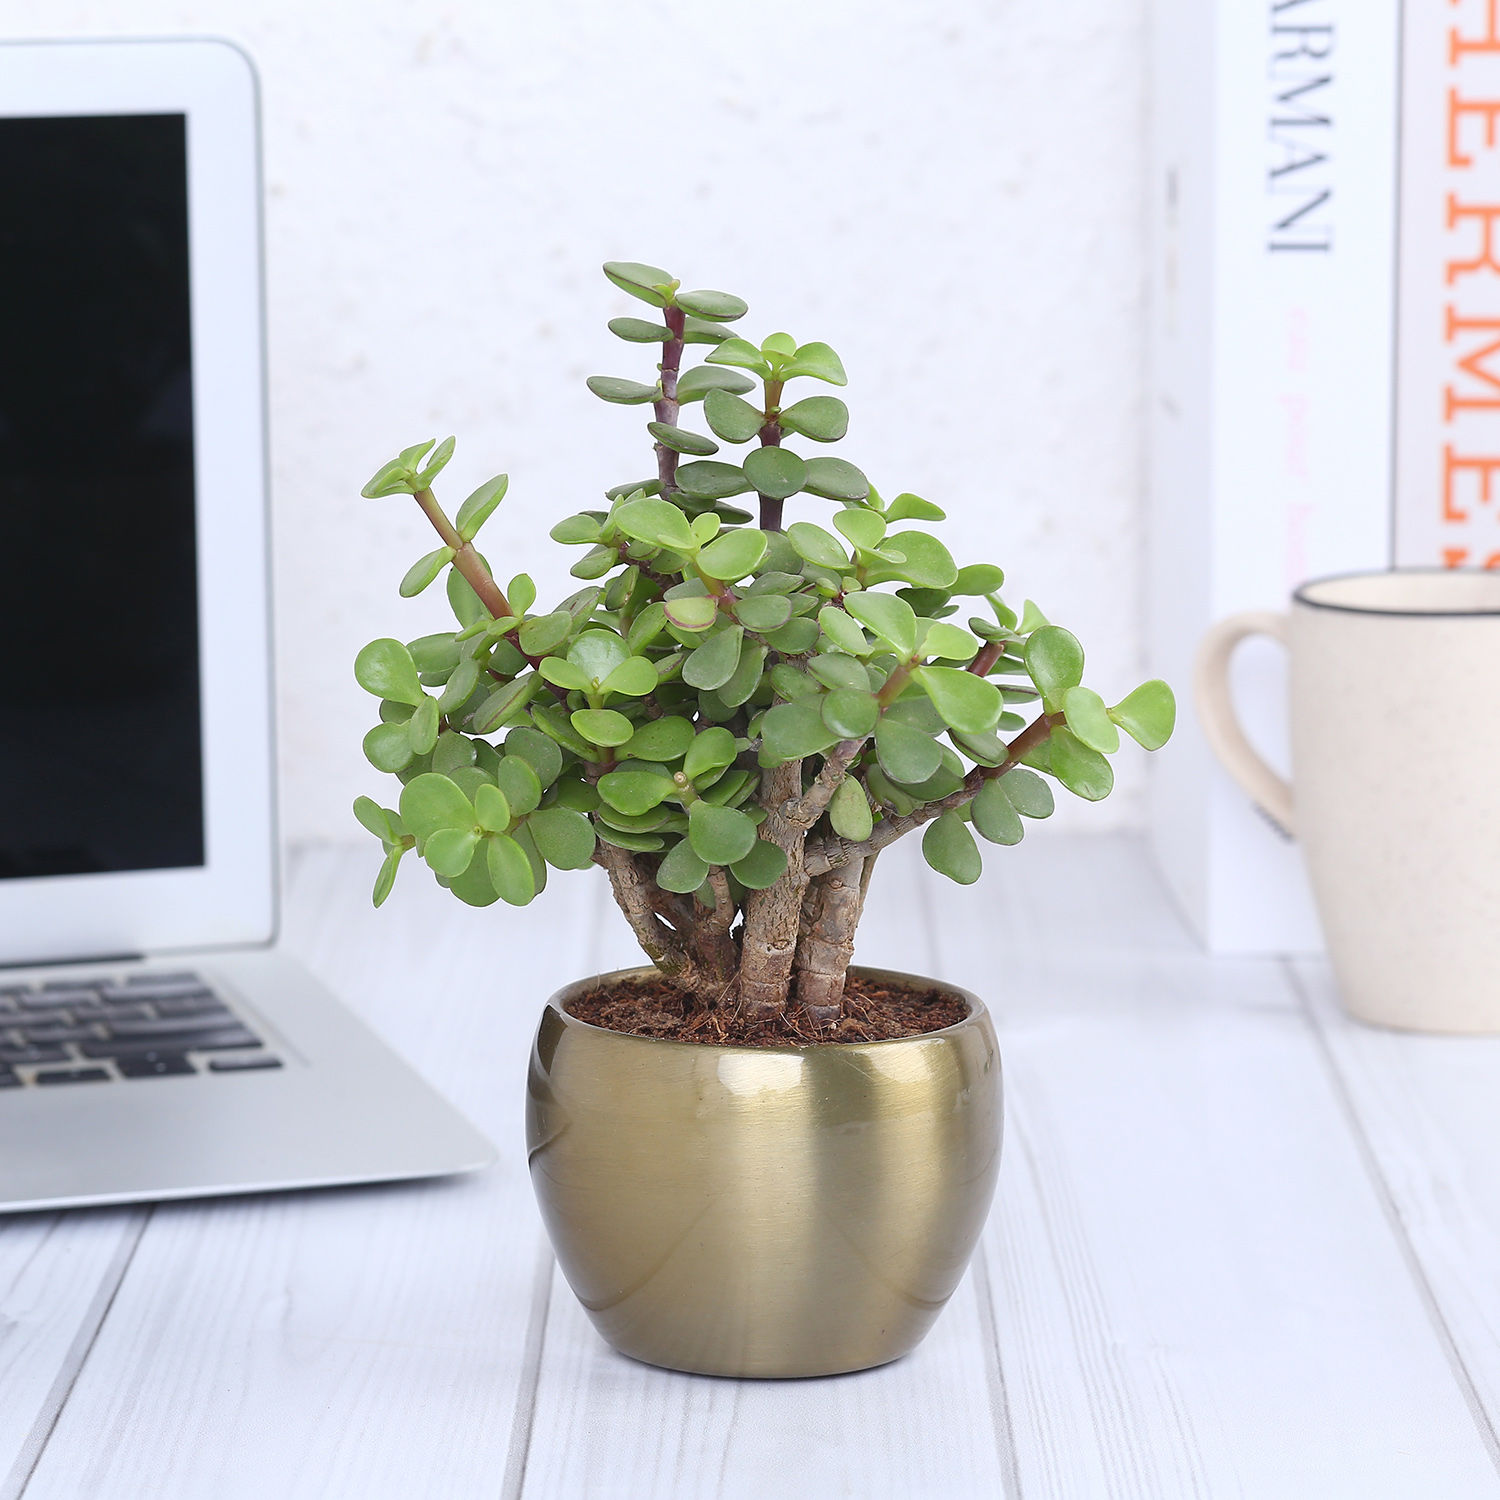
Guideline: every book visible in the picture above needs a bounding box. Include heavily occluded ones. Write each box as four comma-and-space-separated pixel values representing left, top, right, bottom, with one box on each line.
1146, 0, 1401, 951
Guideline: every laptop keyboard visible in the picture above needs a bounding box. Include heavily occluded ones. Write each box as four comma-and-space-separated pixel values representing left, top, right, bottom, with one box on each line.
0, 971, 282, 1089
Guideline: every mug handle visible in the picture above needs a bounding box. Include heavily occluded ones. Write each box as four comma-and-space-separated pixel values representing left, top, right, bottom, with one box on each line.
1193, 611, 1295, 836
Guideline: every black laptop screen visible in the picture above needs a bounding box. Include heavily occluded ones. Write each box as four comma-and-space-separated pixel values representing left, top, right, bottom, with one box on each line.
0, 113, 204, 879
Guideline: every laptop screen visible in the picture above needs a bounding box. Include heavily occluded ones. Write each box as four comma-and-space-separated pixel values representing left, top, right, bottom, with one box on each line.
0, 113, 205, 881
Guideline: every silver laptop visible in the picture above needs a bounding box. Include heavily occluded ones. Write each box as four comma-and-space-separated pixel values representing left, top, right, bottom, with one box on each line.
0, 38, 494, 1212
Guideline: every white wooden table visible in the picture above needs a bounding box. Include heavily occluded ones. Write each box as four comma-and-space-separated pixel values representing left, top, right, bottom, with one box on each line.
4, 835, 1500, 1499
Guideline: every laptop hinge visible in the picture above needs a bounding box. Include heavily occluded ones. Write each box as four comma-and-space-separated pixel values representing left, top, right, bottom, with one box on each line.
0, 951, 145, 972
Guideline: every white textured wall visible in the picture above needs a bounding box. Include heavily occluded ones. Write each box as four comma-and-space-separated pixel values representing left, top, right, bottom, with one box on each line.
7, 0, 1148, 841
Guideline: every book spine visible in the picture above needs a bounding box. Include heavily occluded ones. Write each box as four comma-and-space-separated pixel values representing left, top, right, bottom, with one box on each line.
1394, 0, 1500, 568
1149, 0, 1400, 952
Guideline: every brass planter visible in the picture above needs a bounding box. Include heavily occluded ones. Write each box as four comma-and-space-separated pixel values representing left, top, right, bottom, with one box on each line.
525, 965, 1002, 1378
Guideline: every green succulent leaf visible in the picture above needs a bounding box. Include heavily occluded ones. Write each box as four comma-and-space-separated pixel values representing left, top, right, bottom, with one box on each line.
705, 337, 774, 378
703, 388, 765, 443
425, 826, 480, 879
570, 708, 636, 748
355, 639, 424, 707
952, 563, 1005, 595
884, 492, 946, 523
683, 725, 739, 781
601, 656, 658, 697
505, 726, 564, 786
682, 316, 734, 345
781, 341, 847, 385
674, 460, 752, 501
602, 260, 675, 307
352, 796, 401, 844
844, 591, 917, 656
470, 675, 539, 734
372, 847, 404, 907
1000, 766, 1055, 819
495, 755, 543, 817
864, 531, 957, 589
675, 288, 748, 321
657, 837, 710, 894
808, 653, 870, 692
915, 666, 1002, 735
518, 611, 574, 657
452, 474, 509, 540
818, 605, 869, 656
801, 456, 869, 500
1062, 685, 1120, 754
539, 656, 589, 692
363, 722, 413, 774
1108, 679, 1176, 751
647, 421, 718, 457
399, 773, 475, 844
683, 625, 744, 691
399, 546, 454, 599
526, 806, 596, 869
663, 594, 719, 631
874, 717, 943, 783
698, 527, 768, 582
922, 812, 982, 884
833, 508, 886, 551
786, 522, 849, 571
623, 716, 696, 762
486, 832, 537, 905
608, 316, 671, 342
614, 497, 699, 552
1018, 599, 1051, 634
731, 838, 789, 890
1024, 626, 1085, 709
922, 621, 981, 661
972, 778, 1024, 845
406, 697, 440, 755
599, 770, 675, 816
742, 446, 807, 500
688, 802, 757, 865
779, 395, 848, 442
735, 594, 794, 633
586, 375, 660, 405
759, 698, 839, 763
1050, 726, 1114, 801
676, 366, 757, 402
828, 778, 874, 841
821, 688, 879, 739
474, 782, 512, 833
568, 631, 630, 686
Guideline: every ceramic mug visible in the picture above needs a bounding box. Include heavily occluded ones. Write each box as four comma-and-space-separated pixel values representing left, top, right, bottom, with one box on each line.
1195, 568, 1500, 1033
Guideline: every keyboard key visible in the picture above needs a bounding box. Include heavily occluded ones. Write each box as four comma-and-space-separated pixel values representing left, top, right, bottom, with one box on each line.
80, 1028, 260, 1059
40, 978, 104, 992
208, 1054, 283, 1073
0, 1044, 68, 1066
20, 1024, 97, 1044
116, 1054, 196, 1079
21, 988, 99, 1009
124, 971, 201, 987
33, 1067, 112, 1085
103, 1013, 247, 1040
152, 995, 232, 1018
0, 1067, 19, 1088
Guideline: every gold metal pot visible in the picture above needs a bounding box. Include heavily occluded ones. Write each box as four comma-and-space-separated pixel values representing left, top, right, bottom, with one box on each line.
526, 965, 1002, 1378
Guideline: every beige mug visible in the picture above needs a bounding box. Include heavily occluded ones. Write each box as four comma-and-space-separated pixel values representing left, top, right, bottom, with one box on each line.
1196, 569, 1500, 1033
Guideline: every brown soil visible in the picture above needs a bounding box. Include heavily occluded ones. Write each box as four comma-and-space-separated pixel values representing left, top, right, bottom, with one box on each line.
564, 973, 969, 1046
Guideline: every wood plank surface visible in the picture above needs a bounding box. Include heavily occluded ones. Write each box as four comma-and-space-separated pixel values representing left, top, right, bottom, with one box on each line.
9, 837, 1500, 1497
1292, 956, 1500, 1460
926, 837, 1500, 1499
19, 847, 587, 1500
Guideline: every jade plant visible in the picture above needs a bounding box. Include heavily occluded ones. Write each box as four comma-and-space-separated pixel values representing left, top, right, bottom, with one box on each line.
352, 261, 1175, 1027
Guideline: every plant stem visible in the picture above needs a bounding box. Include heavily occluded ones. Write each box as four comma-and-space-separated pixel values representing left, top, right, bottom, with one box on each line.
654, 306, 687, 496
755, 377, 786, 531
414, 488, 512, 619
